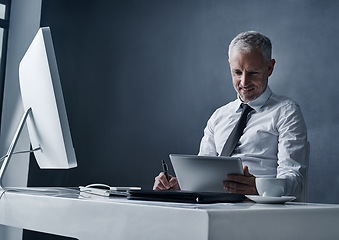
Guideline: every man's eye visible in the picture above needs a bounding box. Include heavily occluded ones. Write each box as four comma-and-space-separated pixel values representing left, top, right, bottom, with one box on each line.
234, 71, 242, 75
249, 72, 259, 75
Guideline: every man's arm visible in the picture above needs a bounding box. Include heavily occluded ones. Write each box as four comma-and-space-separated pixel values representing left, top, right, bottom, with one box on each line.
198, 117, 218, 156
276, 102, 308, 197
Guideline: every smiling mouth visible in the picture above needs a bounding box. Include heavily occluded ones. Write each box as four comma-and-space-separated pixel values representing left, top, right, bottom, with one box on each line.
240, 87, 255, 93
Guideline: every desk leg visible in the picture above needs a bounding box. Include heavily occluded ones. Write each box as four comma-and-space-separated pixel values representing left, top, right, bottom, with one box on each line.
0, 225, 23, 240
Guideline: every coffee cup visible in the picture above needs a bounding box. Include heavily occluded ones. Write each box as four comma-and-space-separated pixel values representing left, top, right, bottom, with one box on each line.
255, 178, 286, 197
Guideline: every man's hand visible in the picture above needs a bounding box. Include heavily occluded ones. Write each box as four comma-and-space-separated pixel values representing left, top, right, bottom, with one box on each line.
153, 172, 180, 190
223, 165, 258, 195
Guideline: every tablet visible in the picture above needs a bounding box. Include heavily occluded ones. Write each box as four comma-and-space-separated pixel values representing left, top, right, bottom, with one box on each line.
169, 154, 243, 193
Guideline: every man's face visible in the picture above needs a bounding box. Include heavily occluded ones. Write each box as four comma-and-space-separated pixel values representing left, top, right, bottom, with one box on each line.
229, 47, 275, 103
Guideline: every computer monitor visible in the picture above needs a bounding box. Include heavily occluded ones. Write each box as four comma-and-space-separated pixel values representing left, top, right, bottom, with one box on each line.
0, 27, 77, 189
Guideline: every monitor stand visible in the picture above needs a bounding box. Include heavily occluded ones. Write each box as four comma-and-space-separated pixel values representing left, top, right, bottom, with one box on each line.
0, 107, 41, 190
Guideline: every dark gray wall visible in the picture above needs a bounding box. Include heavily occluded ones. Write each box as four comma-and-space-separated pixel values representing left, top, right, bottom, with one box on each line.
27, 0, 339, 204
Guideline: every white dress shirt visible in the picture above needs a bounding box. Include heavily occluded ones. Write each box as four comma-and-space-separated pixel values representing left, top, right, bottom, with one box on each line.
198, 87, 308, 197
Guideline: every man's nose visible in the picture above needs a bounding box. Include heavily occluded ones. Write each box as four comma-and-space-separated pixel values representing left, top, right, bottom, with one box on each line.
240, 73, 250, 87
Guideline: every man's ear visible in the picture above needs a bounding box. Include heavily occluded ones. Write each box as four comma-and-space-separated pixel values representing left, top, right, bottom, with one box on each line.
268, 59, 275, 77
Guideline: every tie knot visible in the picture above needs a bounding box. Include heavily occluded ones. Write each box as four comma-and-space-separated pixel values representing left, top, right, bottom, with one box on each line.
241, 103, 253, 115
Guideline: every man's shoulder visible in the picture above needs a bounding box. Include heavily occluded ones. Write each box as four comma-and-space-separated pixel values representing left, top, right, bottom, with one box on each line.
214, 98, 239, 113
268, 92, 301, 110
206, 99, 238, 122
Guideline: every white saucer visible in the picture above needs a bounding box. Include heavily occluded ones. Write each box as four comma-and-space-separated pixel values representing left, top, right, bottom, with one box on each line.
245, 195, 296, 204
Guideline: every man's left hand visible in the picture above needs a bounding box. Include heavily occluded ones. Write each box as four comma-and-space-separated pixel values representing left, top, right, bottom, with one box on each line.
223, 165, 258, 195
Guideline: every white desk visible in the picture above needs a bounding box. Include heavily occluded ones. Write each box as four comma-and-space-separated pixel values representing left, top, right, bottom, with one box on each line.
0, 188, 338, 240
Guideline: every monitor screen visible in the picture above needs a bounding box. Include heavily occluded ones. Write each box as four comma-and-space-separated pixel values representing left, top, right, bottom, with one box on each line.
18, 27, 77, 169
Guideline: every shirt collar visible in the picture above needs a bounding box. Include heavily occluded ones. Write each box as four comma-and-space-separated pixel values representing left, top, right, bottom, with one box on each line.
235, 86, 272, 112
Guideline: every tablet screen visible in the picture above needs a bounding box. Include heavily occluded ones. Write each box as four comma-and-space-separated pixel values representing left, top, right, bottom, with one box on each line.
169, 154, 243, 193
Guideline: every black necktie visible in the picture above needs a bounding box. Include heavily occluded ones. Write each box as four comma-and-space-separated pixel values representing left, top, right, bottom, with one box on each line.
221, 104, 253, 156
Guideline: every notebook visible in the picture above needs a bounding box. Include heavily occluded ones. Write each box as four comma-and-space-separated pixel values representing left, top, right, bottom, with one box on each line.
127, 189, 246, 203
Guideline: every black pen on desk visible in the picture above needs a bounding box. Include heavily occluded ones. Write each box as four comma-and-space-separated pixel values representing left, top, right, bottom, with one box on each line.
162, 159, 170, 182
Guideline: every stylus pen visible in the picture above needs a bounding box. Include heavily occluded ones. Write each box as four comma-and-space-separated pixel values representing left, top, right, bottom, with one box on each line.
162, 160, 170, 182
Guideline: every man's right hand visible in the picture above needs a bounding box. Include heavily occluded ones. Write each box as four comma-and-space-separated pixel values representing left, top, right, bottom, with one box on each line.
153, 172, 180, 190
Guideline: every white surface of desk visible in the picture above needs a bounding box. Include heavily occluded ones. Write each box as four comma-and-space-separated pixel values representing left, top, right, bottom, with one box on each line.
0, 188, 339, 240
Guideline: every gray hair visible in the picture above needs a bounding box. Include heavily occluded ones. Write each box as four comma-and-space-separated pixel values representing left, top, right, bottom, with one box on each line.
228, 31, 272, 64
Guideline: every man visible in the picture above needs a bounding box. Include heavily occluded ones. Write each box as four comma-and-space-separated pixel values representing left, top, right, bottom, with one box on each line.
153, 31, 308, 198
